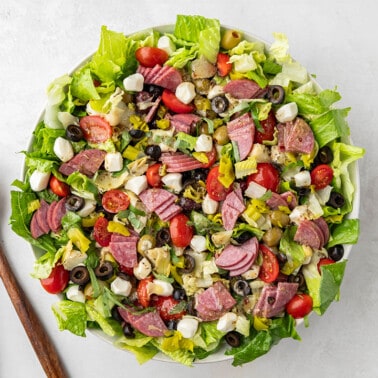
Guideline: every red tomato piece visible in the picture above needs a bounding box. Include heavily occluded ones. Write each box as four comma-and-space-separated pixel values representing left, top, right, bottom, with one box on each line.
201, 147, 217, 169
79, 115, 112, 143
40, 264, 69, 294
206, 165, 232, 201
102, 189, 130, 213
49, 176, 70, 197
317, 257, 335, 273
169, 213, 194, 248
286, 294, 313, 319
246, 163, 280, 192
161, 89, 195, 114
137, 276, 153, 307
146, 163, 163, 188
258, 244, 280, 283
254, 111, 276, 144
216, 53, 232, 77
135, 46, 169, 68
311, 164, 334, 190
153, 296, 186, 321
93, 216, 112, 247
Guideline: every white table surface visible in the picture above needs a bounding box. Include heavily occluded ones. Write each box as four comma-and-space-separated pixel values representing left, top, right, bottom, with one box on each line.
1, 1, 376, 377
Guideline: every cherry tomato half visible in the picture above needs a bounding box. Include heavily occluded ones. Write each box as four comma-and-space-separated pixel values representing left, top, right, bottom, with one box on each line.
40, 264, 69, 294
201, 147, 217, 169
93, 216, 112, 247
317, 257, 335, 274
254, 111, 276, 144
247, 163, 280, 192
153, 295, 186, 321
102, 189, 130, 213
206, 165, 232, 201
169, 213, 194, 248
137, 276, 153, 307
79, 115, 112, 143
161, 89, 195, 114
49, 176, 70, 197
135, 47, 169, 68
146, 163, 163, 188
310, 164, 334, 190
258, 244, 280, 283
216, 53, 232, 77
286, 294, 313, 319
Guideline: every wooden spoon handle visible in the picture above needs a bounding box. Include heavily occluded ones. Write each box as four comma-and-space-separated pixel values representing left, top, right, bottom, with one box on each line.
0, 244, 68, 378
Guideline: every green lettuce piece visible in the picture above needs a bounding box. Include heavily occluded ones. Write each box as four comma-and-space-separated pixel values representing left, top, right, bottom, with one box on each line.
165, 45, 199, 69
115, 334, 158, 364
71, 67, 100, 102
330, 141, 365, 211
327, 219, 360, 248
174, 131, 197, 153
268, 32, 291, 64
151, 338, 195, 366
226, 315, 300, 366
190, 211, 222, 235
52, 300, 87, 337
279, 226, 306, 275
192, 321, 225, 356
31, 244, 65, 279
44, 75, 72, 129
66, 171, 98, 200
174, 15, 220, 63
303, 257, 347, 315
86, 302, 119, 337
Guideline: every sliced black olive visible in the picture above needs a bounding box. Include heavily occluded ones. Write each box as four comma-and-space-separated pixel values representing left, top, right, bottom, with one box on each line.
111, 306, 123, 323
211, 95, 229, 114
173, 287, 187, 301
122, 322, 135, 338
156, 228, 171, 246
288, 272, 306, 290
129, 128, 145, 139
146, 84, 163, 100
186, 297, 197, 316
327, 191, 345, 209
267, 85, 285, 104
232, 231, 253, 245
70, 266, 90, 286
178, 197, 201, 212
276, 252, 288, 267
232, 279, 251, 296
145, 145, 162, 161
192, 169, 209, 182
317, 146, 334, 164
296, 186, 311, 197
225, 331, 241, 347
328, 244, 344, 261
166, 320, 178, 330
65, 124, 84, 142
94, 261, 114, 281
65, 195, 85, 212
178, 254, 196, 274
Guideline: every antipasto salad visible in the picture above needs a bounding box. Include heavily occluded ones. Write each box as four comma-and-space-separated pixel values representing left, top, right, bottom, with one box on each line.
10, 15, 365, 366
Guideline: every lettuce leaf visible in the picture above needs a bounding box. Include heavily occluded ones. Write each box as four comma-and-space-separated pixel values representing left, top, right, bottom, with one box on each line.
71, 67, 100, 102
327, 219, 360, 248
52, 300, 87, 337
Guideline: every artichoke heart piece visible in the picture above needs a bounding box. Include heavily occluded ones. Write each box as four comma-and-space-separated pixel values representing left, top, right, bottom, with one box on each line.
144, 246, 171, 276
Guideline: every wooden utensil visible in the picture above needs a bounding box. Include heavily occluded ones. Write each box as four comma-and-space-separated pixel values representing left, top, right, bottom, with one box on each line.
0, 244, 68, 378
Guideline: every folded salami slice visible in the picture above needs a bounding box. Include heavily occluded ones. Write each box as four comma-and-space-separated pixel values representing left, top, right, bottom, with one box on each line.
294, 219, 325, 249
227, 113, 255, 160
224, 79, 261, 99
160, 152, 204, 172
137, 64, 182, 92
221, 187, 246, 231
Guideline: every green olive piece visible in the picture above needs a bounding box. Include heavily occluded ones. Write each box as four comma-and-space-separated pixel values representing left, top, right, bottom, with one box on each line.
213, 125, 230, 145
270, 210, 290, 228
262, 227, 283, 247
221, 29, 242, 50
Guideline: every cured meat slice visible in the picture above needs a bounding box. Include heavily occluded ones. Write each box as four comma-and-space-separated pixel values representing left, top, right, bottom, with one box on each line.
156, 203, 182, 222
195, 281, 236, 321
49, 198, 67, 233
30, 212, 45, 239
47, 201, 58, 231
280, 191, 298, 209
266, 191, 297, 210
294, 219, 324, 249
223, 79, 261, 99
137, 64, 182, 92
313, 217, 330, 245
118, 308, 167, 337
35, 200, 50, 234
139, 188, 177, 213
221, 187, 246, 230
253, 282, 298, 318
215, 247, 248, 268
110, 233, 139, 243
59, 149, 106, 178
159, 152, 204, 172
167, 113, 201, 134
227, 113, 255, 160
109, 240, 138, 268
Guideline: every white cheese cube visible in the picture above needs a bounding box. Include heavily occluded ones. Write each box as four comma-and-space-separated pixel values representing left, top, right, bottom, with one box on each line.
161, 173, 183, 193
216, 312, 238, 333
316, 185, 333, 205
202, 194, 219, 214
195, 134, 213, 152
54, 137, 74, 163
125, 175, 148, 195
294, 170, 311, 187
57, 112, 79, 128
177, 317, 199, 339
207, 85, 225, 100
190, 235, 207, 253
175, 82, 196, 104
157, 36, 176, 55
147, 279, 174, 297
76, 199, 97, 217
275, 102, 298, 123
244, 181, 267, 199
105, 152, 123, 172
66, 285, 86, 303
133, 257, 152, 280
111, 276, 132, 297
29, 170, 51, 192
123, 73, 144, 92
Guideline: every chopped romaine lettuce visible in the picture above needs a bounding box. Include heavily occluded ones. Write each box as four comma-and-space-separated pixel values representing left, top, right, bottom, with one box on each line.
52, 300, 87, 337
